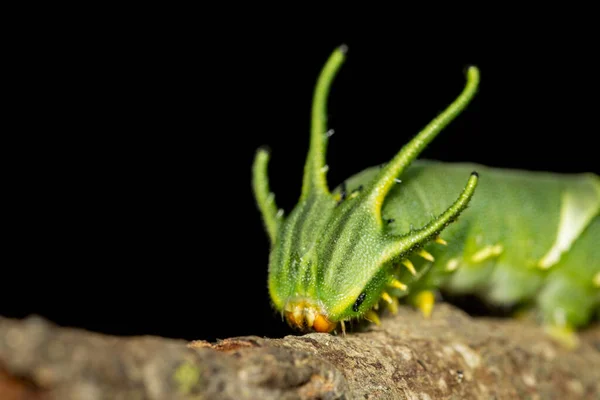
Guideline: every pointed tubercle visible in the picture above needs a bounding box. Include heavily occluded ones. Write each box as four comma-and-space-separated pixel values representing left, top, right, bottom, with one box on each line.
390, 279, 408, 291
435, 236, 448, 246
365, 310, 381, 325
417, 249, 435, 262
401, 259, 417, 276
386, 296, 399, 315
381, 291, 393, 304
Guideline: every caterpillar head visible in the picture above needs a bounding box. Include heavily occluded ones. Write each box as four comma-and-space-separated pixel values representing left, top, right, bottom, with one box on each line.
252, 46, 480, 333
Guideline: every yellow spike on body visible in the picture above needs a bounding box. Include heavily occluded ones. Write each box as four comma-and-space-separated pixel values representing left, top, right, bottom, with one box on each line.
365, 310, 381, 325
390, 279, 408, 291
414, 290, 435, 318
401, 259, 417, 276
381, 291, 393, 304
471, 244, 503, 263
435, 236, 448, 246
417, 249, 435, 262
386, 296, 399, 315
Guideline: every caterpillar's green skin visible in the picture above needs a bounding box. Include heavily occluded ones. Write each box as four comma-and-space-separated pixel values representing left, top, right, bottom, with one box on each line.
252, 46, 600, 343
342, 160, 600, 331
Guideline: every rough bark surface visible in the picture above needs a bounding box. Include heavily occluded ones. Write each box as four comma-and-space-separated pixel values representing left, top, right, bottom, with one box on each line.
1, 304, 599, 400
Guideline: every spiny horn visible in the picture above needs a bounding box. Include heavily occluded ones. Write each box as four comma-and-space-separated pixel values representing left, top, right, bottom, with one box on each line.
365, 66, 480, 223
252, 146, 282, 245
300, 45, 348, 200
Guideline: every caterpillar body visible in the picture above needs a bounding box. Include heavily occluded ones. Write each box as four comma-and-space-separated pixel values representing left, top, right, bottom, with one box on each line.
252, 46, 600, 346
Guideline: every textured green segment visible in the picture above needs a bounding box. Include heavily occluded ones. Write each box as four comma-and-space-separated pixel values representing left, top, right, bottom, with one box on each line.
339, 160, 600, 319
267, 193, 337, 307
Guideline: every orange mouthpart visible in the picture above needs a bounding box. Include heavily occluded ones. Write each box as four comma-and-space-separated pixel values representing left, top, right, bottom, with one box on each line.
284, 299, 337, 333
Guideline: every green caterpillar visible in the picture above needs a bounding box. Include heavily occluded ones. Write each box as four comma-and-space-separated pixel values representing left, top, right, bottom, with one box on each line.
252, 46, 600, 347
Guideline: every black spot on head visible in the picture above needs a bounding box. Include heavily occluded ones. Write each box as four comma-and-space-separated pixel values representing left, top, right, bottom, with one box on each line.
352, 292, 367, 312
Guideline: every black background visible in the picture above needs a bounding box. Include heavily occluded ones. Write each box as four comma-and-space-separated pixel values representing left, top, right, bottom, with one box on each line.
3, 15, 598, 342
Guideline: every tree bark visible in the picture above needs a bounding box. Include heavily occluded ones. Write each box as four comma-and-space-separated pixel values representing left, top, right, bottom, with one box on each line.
1, 304, 599, 399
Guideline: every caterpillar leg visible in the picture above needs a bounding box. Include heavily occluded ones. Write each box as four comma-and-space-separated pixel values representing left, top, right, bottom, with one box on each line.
537, 276, 598, 349
412, 290, 436, 318
543, 323, 579, 349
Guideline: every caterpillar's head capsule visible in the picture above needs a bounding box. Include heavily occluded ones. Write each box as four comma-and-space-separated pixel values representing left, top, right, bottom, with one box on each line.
253, 47, 481, 335
283, 297, 337, 333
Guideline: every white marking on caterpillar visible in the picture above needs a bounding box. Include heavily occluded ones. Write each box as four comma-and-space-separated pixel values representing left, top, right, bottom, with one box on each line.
277, 209, 284, 218
446, 258, 460, 271
538, 190, 599, 269
326, 129, 335, 137
593, 272, 600, 288
321, 165, 329, 173
471, 244, 503, 263
394, 178, 402, 183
